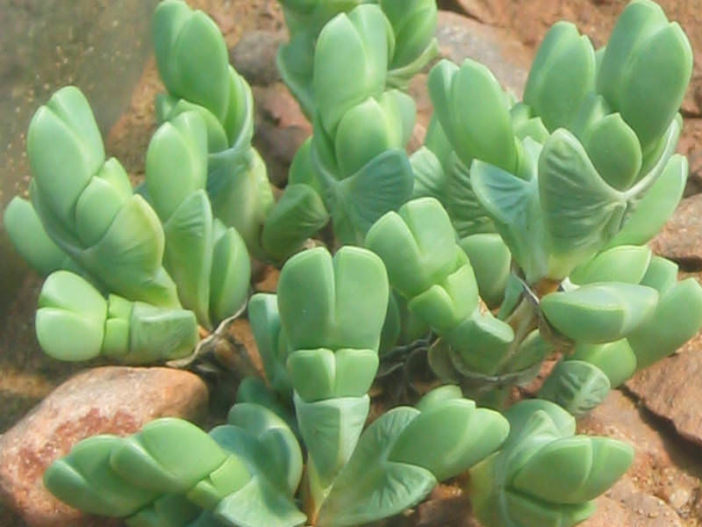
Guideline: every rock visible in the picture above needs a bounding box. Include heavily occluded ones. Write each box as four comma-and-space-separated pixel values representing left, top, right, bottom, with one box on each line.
585, 477, 684, 527
680, 118, 702, 197
627, 334, 702, 448
650, 194, 702, 266
252, 83, 311, 187
450, 0, 504, 26
230, 29, 286, 86
578, 390, 702, 521
0, 367, 208, 527
436, 11, 532, 97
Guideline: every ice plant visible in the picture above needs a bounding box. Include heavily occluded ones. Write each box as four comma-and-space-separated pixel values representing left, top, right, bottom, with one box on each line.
3, 0, 700, 525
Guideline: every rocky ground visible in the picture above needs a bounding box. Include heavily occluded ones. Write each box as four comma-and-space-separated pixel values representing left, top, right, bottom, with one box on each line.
2, 0, 702, 525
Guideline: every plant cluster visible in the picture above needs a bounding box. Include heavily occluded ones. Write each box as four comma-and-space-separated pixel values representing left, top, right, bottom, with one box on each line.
4, 0, 701, 526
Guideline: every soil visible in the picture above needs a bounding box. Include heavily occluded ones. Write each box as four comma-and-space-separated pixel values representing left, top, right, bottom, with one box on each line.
2, 0, 702, 526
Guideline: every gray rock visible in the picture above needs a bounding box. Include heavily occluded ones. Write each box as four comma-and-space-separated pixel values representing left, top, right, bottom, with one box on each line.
436, 10, 532, 98
230, 30, 285, 86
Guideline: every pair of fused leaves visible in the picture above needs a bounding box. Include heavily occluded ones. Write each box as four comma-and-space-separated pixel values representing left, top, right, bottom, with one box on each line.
539, 246, 702, 416
470, 399, 634, 527
423, 0, 692, 283
367, 198, 518, 378
263, 3, 420, 259
152, 0, 274, 260
277, 0, 438, 118
44, 405, 305, 527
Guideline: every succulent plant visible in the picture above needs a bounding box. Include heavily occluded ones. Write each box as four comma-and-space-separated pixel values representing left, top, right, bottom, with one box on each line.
5, 1, 701, 525
276, 0, 438, 117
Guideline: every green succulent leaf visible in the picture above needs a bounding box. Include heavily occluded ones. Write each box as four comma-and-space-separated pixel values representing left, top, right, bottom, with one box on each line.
36, 271, 106, 361
152, 0, 230, 121
277, 246, 389, 351
608, 154, 687, 247
539, 360, 612, 417
316, 407, 437, 527
524, 22, 596, 132
538, 130, 627, 279
261, 184, 330, 264
4, 197, 70, 275
459, 233, 511, 308
628, 277, 702, 369
313, 5, 390, 136
540, 283, 659, 343
44, 436, 159, 517
569, 245, 651, 285
429, 58, 517, 172
569, 340, 638, 387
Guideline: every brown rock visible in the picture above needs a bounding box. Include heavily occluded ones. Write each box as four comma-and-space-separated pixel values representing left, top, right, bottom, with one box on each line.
230, 29, 286, 86
252, 82, 312, 187
650, 194, 702, 267
450, 0, 505, 26
578, 390, 702, 521
627, 334, 702, 448
436, 11, 532, 98
585, 477, 684, 527
0, 367, 208, 527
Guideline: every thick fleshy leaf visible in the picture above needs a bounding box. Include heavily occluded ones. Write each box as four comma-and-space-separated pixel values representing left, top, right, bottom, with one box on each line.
410, 147, 447, 202
569, 245, 651, 285
213, 404, 303, 496
287, 348, 378, 402
524, 22, 596, 131
539, 360, 611, 416
316, 407, 437, 527
607, 154, 687, 247
127, 303, 198, 363
511, 436, 634, 504
540, 283, 659, 343
111, 419, 233, 494
313, 6, 389, 135
27, 87, 104, 225
459, 234, 511, 308
209, 224, 250, 324
294, 394, 370, 486
366, 197, 459, 297
538, 130, 627, 278
583, 113, 642, 190
44, 436, 158, 517
4, 197, 68, 275
36, 271, 107, 361
333, 149, 414, 245
628, 278, 702, 369
569, 340, 638, 387
213, 478, 306, 527
83, 195, 180, 307
208, 147, 274, 260
146, 111, 208, 221
334, 93, 414, 177
247, 294, 290, 396
389, 399, 508, 480
431, 59, 517, 172
471, 158, 547, 284
261, 184, 329, 263
125, 494, 202, 527
380, 0, 437, 69
446, 153, 495, 237
153, 0, 230, 121
162, 191, 213, 327
618, 22, 692, 150
277, 246, 389, 351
